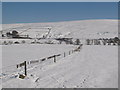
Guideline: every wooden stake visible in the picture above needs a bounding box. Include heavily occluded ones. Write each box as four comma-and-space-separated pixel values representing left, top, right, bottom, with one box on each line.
24, 61, 27, 76
64, 52, 65, 57
54, 55, 56, 63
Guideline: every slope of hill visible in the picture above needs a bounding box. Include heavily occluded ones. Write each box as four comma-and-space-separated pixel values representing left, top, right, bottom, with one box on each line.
2, 19, 118, 39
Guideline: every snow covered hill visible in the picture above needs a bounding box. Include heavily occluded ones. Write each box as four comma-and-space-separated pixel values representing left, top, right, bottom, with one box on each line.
2, 19, 118, 39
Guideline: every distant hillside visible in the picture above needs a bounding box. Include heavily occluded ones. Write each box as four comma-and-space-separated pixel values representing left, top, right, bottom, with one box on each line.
2, 19, 118, 39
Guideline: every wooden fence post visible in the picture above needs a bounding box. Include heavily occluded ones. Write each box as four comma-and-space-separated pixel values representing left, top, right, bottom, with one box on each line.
17, 65, 18, 68
54, 55, 56, 63
24, 61, 27, 76
64, 52, 65, 57
69, 51, 70, 55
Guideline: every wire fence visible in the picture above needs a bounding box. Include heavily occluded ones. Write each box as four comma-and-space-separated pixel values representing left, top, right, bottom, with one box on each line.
1, 44, 83, 80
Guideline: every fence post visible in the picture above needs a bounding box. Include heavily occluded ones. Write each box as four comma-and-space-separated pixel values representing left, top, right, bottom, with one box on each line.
64, 52, 65, 57
54, 55, 56, 63
24, 61, 27, 76
17, 65, 18, 68
69, 51, 70, 55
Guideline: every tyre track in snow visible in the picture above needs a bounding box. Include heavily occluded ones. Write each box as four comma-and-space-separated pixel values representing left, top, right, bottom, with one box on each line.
76, 45, 118, 88
32, 45, 118, 88
32, 46, 91, 88
30, 45, 93, 88
85, 45, 118, 88
33, 52, 83, 88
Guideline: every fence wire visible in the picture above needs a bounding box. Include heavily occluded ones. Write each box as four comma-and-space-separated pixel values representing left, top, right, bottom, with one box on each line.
1, 44, 83, 82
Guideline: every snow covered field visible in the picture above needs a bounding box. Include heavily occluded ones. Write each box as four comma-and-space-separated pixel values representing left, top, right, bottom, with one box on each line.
2, 44, 76, 68
2, 45, 118, 88
1, 19, 118, 88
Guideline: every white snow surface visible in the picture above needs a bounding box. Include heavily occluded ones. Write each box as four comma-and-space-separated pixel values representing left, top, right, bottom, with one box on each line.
2, 44, 76, 68
1, 19, 118, 88
2, 45, 118, 88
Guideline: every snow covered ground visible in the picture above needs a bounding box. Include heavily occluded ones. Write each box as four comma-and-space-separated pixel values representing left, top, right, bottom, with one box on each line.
1, 45, 118, 88
0, 19, 118, 88
2, 44, 76, 68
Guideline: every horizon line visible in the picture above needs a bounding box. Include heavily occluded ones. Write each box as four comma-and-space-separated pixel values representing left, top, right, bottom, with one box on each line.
2, 18, 118, 24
